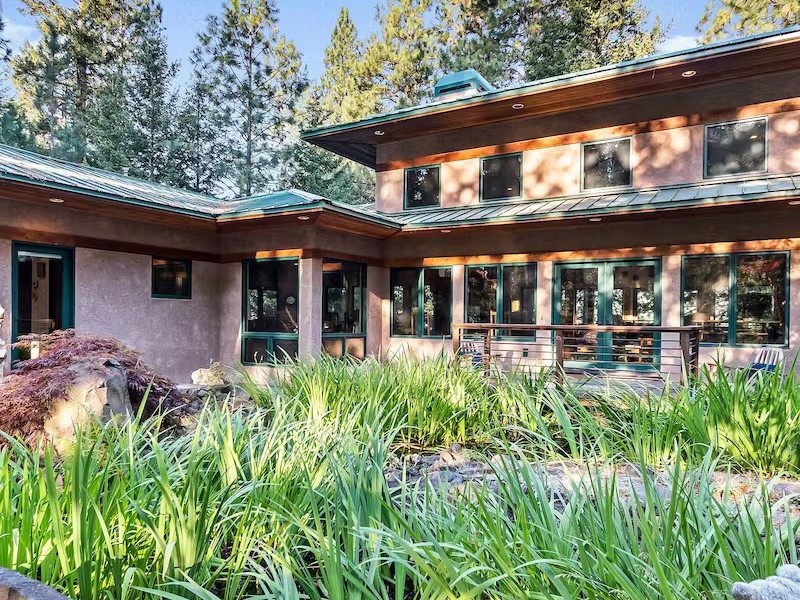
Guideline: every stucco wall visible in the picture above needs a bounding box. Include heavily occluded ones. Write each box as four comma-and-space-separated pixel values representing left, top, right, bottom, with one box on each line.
74, 248, 221, 382
0, 238, 10, 375
375, 107, 800, 215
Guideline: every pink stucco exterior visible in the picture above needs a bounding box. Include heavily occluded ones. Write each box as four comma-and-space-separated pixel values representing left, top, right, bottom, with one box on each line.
0, 239, 11, 375
74, 248, 222, 382
375, 107, 800, 213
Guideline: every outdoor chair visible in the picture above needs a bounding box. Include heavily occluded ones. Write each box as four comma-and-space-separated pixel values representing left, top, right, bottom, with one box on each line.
722, 347, 784, 379
457, 339, 484, 368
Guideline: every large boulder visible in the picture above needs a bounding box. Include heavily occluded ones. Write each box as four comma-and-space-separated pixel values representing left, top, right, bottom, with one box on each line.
0, 567, 69, 600
43, 359, 132, 453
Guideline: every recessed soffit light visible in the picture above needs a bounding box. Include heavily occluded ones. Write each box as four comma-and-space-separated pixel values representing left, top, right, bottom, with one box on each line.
374, 130, 385, 136
788, 200, 800, 206
49, 197, 65, 203
298, 215, 310, 220
440, 229, 452, 233
589, 217, 602, 222
511, 103, 525, 110
681, 69, 697, 78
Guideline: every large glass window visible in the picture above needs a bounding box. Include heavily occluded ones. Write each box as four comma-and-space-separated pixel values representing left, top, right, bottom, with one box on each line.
682, 252, 787, 346
705, 118, 767, 178
682, 256, 730, 344
322, 260, 366, 359
481, 153, 522, 201
582, 138, 632, 190
466, 264, 536, 333
242, 259, 299, 364
404, 166, 440, 208
391, 267, 452, 337
152, 258, 191, 299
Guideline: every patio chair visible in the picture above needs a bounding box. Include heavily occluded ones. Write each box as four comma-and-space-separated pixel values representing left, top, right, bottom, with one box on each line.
722, 347, 784, 379
457, 339, 484, 368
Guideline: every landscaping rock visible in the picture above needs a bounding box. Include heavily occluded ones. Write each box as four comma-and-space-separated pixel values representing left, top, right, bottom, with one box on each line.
732, 564, 800, 600
43, 359, 132, 453
0, 567, 69, 600
191, 362, 228, 387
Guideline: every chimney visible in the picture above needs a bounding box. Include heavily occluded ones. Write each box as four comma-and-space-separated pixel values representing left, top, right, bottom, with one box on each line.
434, 69, 495, 102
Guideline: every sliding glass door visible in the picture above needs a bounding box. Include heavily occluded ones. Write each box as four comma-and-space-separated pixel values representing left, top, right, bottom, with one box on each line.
554, 258, 660, 370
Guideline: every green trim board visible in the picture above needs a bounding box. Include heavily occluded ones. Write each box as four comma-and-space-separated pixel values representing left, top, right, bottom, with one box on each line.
403, 164, 441, 210
240, 256, 300, 366
301, 27, 800, 146
10, 241, 75, 364
479, 152, 523, 202
703, 115, 769, 180
552, 257, 662, 371
389, 266, 453, 338
680, 250, 790, 348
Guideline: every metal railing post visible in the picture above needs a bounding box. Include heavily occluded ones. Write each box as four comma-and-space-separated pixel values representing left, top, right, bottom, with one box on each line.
555, 333, 564, 383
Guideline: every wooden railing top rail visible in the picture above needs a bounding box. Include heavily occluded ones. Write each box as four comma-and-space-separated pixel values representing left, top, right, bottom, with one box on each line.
453, 324, 702, 334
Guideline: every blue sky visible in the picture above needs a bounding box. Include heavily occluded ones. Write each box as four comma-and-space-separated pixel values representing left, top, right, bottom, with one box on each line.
1, 0, 708, 84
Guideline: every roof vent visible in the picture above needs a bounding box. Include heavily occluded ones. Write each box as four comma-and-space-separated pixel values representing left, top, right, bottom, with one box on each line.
434, 69, 495, 101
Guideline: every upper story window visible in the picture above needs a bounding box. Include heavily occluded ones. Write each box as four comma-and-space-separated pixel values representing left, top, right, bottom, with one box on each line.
582, 138, 632, 190
481, 153, 522, 201
152, 258, 191, 299
704, 117, 767, 178
404, 165, 440, 209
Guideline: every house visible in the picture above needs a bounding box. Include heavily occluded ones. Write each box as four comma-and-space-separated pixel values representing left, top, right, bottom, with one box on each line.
2, 28, 800, 382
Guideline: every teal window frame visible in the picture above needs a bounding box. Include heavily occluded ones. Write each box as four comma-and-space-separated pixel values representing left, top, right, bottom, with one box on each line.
552, 257, 662, 371
241, 257, 300, 366
151, 257, 192, 299
403, 164, 441, 210
580, 136, 633, 192
703, 116, 768, 180
464, 262, 537, 338
11, 241, 75, 364
480, 152, 523, 202
390, 266, 453, 338
680, 251, 789, 347
322, 259, 367, 359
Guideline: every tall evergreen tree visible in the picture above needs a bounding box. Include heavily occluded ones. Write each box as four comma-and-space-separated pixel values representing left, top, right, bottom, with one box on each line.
279, 8, 377, 205
170, 50, 229, 194
126, 3, 179, 182
365, 0, 438, 108
698, 0, 799, 42
14, 0, 151, 160
438, 0, 665, 85
198, 0, 307, 197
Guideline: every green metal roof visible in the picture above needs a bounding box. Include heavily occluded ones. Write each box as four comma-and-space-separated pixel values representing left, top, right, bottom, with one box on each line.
0, 143, 399, 228
302, 26, 800, 142
389, 172, 800, 229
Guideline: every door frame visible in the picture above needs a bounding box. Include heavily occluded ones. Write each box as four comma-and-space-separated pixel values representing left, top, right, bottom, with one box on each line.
552, 257, 662, 371
11, 241, 75, 362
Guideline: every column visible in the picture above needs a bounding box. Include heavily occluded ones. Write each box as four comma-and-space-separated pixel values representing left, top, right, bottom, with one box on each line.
298, 256, 323, 359
366, 265, 390, 357
536, 261, 553, 325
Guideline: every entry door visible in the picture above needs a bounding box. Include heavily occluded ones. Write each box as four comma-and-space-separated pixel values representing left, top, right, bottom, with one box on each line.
12, 243, 74, 359
554, 259, 660, 369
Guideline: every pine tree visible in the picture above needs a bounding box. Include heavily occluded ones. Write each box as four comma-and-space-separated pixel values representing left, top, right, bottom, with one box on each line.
170, 50, 229, 194
14, 0, 151, 160
698, 0, 799, 42
366, 0, 439, 108
438, 0, 665, 85
279, 8, 377, 204
88, 70, 135, 172
523, 0, 666, 80
126, 3, 179, 182
198, 0, 307, 197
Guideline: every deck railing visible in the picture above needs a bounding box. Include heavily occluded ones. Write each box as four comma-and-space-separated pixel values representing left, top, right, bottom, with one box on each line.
452, 323, 702, 384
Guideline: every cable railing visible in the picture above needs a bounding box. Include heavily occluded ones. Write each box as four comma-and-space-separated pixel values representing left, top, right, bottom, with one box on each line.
452, 323, 702, 384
